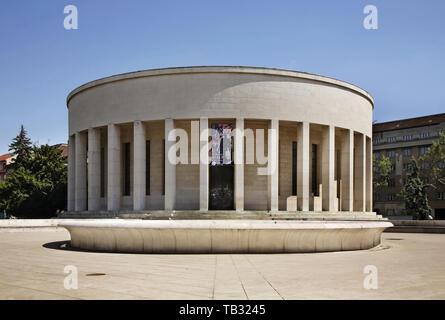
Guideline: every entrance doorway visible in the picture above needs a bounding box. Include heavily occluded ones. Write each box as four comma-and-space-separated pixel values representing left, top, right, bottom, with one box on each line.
208, 123, 234, 210
209, 165, 234, 210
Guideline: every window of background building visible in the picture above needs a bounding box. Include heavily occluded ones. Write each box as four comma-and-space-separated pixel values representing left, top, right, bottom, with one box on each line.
387, 150, 395, 158
403, 148, 412, 157
419, 146, 428, 155
438, 192, 445, 200
420, 132, 430, 139
374, 151, 380, 159
387, 194, 395, 201
421, 162, 430, 169
403, 135, 412, 141
387, 137, 397, 143
387, 178, 396, 187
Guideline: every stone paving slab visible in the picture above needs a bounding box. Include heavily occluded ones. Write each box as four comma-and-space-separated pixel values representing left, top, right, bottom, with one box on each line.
0, 230, 444, 300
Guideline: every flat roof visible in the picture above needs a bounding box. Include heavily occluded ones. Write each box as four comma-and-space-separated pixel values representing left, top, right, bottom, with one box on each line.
66, 66, 374, 107
373, 113, 445, 132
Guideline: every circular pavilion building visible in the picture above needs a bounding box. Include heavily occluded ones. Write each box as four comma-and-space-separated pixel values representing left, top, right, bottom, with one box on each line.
66, 66, 374, 214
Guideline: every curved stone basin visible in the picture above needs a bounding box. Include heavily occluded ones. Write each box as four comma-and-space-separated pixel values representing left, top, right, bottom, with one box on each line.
59, 219, 393, 253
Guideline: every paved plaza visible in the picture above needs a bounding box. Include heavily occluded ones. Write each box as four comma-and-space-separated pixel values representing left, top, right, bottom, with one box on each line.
0, 229, 444, 300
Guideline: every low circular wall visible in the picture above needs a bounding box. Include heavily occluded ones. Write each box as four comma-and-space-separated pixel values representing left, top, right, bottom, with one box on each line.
59, 220, 393, 253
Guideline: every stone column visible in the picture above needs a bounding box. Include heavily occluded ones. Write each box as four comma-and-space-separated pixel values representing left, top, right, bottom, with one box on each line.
322, 125, 335, 211
74, 132, 87, 211
67, 135, 75, 211
164, 118, 176, 210
107, 124, 121, 211
341, 129, 354, 211
297, 122, 310, 211
88, 128, 101, 211
199, 117, 209, 211
354, 133, 366, 212
133, 121, 146, 211
268, 119, 279, 211
366, 136, 373, 212
234, 118, 244, 212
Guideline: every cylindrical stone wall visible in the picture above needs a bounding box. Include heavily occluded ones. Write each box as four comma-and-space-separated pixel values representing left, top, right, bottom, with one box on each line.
66, 66, 374, 213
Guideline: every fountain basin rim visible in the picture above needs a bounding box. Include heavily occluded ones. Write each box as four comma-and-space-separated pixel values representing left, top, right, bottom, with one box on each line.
58, 219, 393, 230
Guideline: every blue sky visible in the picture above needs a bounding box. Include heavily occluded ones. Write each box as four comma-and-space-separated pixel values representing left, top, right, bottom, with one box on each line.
1, 0, 444, 154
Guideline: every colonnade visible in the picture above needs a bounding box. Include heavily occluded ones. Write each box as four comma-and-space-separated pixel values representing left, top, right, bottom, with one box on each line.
67, 118, 373, 213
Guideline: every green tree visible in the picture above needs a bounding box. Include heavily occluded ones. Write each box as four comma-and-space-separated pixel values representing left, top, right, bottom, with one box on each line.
373, 154, 392, 188
7, 125, 32, 170
420, 132, 445, 186
400, 159, 432, 220
0, 144, 67, 218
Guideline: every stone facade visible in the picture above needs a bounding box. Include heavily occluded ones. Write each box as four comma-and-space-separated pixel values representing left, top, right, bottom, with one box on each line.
66, 66, 374, 213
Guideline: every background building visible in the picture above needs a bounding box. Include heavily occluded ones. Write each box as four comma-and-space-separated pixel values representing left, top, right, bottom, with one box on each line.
0, 144, 67, 182
54, 144, 68, 162
373, 113, 445, 219
0, 153, 13, 182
